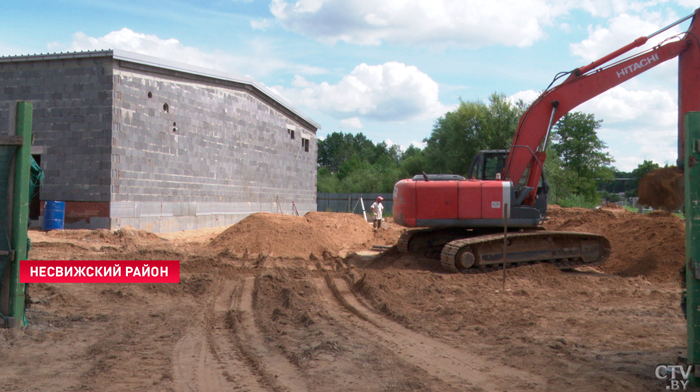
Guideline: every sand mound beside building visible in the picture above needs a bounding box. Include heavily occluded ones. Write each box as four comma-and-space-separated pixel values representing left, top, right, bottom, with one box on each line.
209, 212, 383, 259
545, 207, 685, 283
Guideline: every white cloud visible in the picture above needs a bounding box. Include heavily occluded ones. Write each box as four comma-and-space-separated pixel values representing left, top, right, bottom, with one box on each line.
251, 19, 273, 31
508, 85, 679, 170
65, 28, 326, 77
386, 138, 426, 152
268, 0, 689, 48
675, 0, 699, 8
269, 0, 569, 47
575, 86, 678, 171
508, 90, 540, 106
562, 8, 698, 171
570, 12, 681, 63
578, 86, 676, 126
277, 62, 450, 122
410, 140, 427, 150
71, 29, 218, 68
46, 41, 61, 51
340, 117, 363, 128
574, 0, 662, 18
605, 127, 677, 171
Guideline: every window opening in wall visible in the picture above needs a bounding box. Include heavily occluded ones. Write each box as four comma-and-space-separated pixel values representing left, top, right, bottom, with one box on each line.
289, 129, 295, 139
148, 91, 153, 99
172, 122, 177, 133
302, 138, 309, 152
29, 154, 41, 221
163, 103, 169, 113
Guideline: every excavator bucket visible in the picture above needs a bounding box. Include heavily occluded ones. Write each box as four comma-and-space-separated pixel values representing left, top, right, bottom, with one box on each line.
637, 166, 684, 211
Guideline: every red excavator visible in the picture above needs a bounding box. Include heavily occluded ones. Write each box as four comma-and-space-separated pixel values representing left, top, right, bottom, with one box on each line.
393, 8, 700, 273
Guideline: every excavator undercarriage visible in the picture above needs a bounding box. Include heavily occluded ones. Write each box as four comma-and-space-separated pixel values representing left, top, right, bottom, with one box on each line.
397, 228, 611, 274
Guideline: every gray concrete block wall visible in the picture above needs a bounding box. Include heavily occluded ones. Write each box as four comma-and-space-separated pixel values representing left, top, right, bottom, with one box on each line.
0, 58, 113, 202
0, 53, 319, 233
109, 201, 317, 233
109, 64, 318, 231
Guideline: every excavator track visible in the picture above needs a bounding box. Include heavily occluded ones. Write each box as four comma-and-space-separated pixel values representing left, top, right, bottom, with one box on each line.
398, 229, 611, 274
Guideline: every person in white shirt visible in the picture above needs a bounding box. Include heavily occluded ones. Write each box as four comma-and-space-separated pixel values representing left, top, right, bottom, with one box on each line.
370, 196, 384, 229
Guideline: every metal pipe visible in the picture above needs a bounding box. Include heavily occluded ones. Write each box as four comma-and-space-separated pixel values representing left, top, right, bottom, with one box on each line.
541, 101, 559, 152
647, 12, 695, 39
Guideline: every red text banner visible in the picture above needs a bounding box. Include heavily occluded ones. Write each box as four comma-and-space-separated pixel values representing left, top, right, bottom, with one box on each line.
20, 260, 180, 283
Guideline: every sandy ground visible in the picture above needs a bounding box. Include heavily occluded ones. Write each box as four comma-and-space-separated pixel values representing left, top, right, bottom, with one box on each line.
0, 209, 692, 391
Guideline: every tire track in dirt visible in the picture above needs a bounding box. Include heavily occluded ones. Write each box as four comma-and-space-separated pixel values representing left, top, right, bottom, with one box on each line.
240, 276, 308, 392
316, 275, 545, 392
172, 278, 264, 392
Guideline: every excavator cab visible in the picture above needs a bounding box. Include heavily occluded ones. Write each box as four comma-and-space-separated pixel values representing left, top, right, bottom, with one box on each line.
468, 149, 549, 219
467, 150, 507, 180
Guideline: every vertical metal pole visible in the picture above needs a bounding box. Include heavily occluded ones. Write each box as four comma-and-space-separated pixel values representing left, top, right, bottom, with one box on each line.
9, 102, 32, 325
502, 203, 508, 291
541, 103, 558, 152
685, 112, 700, 386
360, 197, 367, 221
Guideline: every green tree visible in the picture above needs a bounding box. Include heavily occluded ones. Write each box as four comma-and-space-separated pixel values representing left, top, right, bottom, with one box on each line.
543, 146, 573, 204
628, 159, 660, 197
400, 145, 427, 177
317, 167, 341, 193
550, 112, 614, 201
422, 93, 524, 175
317, 132, 376, 172
316, 131, 415, 193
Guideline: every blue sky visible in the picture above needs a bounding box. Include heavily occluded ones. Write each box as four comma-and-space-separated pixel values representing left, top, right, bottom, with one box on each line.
2, 0, 698, 171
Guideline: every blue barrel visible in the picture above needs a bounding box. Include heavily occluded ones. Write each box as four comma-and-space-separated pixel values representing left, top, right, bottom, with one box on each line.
43, 201, 65, 230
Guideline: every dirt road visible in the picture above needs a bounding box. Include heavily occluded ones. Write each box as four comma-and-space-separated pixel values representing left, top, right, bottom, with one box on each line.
0, 209, 691, 391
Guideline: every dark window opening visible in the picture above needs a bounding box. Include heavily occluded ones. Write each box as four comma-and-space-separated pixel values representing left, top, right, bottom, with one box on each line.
148, 91, 153, 98
290, 130, 295, 139
302, 138, 309, 152
163, 103, 169, 113
484, 155, 506, 180
29, 154, 41, 221
172, 122, 177, 133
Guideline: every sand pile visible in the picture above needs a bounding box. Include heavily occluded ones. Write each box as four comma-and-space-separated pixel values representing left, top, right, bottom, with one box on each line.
638, 166, 684, 210
601, 202, 623, 210
544, 207, 685, 283
30, 226, 165, 249
209, 212, 379, 259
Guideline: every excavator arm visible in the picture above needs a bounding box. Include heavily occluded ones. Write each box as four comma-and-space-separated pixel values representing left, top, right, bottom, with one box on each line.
506, 9, 700, 205
392, 9, 700, 274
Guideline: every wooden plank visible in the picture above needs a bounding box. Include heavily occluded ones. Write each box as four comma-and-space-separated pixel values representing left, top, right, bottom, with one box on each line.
0, 135, 23, 146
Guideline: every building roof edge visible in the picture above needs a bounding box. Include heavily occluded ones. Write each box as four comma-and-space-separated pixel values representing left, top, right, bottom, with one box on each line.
0, 49, 321, 131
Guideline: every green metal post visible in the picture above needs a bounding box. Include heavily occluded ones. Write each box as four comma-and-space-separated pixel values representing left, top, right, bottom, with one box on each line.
686, 111, 700, 385
8, 102, 32, 324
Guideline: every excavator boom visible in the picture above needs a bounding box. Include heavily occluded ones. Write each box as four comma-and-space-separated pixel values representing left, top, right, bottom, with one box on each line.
393, 8, 700, 274
509, 9, 700, 204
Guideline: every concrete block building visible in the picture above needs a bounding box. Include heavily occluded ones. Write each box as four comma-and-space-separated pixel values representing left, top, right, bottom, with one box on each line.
0, 50, 320, 232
